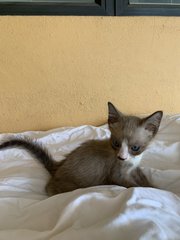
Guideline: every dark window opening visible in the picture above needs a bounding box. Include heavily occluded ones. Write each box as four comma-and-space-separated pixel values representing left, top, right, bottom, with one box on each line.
1, 0, 180, 16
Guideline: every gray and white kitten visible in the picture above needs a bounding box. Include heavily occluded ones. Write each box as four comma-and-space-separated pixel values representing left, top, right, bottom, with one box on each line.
0, 102, 163, 196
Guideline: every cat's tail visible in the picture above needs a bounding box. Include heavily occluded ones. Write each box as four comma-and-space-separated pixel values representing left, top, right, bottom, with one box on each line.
0, 137, 57, 175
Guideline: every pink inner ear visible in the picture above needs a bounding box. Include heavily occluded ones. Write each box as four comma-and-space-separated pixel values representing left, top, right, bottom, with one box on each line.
145, 123, 157, 134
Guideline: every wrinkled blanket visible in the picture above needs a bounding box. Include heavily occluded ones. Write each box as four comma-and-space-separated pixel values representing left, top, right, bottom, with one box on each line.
0, 114, 180, 240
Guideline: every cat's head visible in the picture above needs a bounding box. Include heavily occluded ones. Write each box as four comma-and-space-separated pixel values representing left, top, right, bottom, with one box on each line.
108, 102, 163, 164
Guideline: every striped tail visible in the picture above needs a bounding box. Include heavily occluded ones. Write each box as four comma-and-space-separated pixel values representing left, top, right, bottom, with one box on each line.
0, 138, 56, 175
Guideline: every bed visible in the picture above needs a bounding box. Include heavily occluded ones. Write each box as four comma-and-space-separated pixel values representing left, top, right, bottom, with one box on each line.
0, 114, 180, 240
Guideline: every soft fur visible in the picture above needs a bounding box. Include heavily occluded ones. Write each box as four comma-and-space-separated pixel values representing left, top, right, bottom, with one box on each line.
0, 102, 163, 196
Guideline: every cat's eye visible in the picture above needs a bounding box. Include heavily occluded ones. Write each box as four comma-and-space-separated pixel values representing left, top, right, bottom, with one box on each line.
113, 140, 120, 148
131, 145, 140, 152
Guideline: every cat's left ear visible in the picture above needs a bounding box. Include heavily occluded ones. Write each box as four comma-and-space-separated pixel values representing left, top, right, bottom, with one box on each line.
108, 102, 123, 124
142, 111, 163, 135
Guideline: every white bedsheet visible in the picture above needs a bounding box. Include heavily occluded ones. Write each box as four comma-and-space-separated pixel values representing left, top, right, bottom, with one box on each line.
0, 115, 180, 240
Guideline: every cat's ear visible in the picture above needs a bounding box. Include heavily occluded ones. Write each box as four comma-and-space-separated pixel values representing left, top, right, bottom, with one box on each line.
108, 102, 123, 124
142, 111, 163, 135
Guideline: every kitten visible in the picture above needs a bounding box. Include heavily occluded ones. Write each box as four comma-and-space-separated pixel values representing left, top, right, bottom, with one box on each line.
0, 102, 163, 196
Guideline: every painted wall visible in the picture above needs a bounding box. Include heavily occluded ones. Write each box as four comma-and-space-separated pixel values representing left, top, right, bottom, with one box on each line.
0, 17, 180, 132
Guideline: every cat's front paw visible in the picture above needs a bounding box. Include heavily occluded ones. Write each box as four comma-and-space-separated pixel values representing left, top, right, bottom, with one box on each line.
131, 167, 153, 188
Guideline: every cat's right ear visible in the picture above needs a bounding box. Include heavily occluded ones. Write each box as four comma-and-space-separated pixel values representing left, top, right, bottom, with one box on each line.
142, 111, 163, 135
108, 102, 122, 124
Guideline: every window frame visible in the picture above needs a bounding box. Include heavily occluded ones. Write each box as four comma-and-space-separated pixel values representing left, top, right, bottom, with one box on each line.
0, 0, 115, 16
1, 0, 180, 17
116, 0, 180, 16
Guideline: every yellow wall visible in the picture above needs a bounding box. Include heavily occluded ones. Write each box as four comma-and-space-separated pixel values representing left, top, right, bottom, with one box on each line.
0, 17, 180, 132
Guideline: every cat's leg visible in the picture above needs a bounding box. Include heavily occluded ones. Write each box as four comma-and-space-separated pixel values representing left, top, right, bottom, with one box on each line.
110, 162, 153, 188
46, 177, 79, 196
110, 162, 140, 188
110, 173, 139, 188
131, 167, 153, 187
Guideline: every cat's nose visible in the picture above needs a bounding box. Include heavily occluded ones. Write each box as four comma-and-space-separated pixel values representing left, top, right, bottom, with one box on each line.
117, 156, 127, 161
117, 144, 128, 161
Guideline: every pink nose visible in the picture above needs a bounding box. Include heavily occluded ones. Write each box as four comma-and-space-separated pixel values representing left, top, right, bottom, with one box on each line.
118, 156, 127, 161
